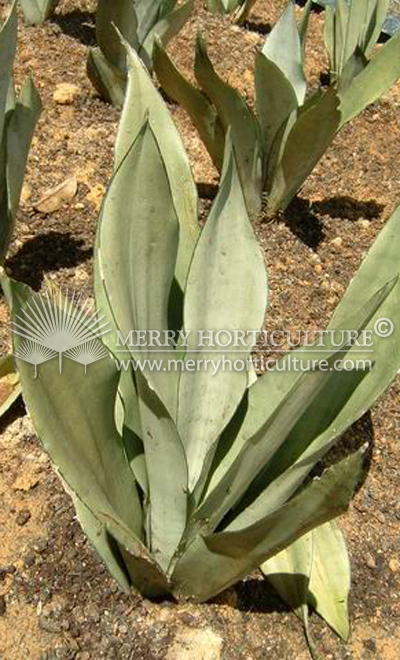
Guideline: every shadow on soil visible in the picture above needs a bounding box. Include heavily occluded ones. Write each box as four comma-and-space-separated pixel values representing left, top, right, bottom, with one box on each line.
5, 232, 92, 290
242, 20, 272, 36
0, 397, 26, 434
312, 196, 384, 221
312, 410, 375, 494
50, 10, 96, 47
197, 182, 218, 200
283, 196, 384, 249
234, 577, 293, 614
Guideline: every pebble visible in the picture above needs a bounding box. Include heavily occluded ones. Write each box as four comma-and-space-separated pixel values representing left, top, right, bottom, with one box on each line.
331, 236, 343, 248
365, 553, 376, 569
363, 638, 377, 652
357, 219, 371, 229
39, 616, 63, 634
53, 83, 80, 105
389, 558, 399, 573
12, 470, 40, 492
166, 627, 222, 660
16, 508, 31, 526
33, 539, 48, 554
24, 551, 36, 568
85, 603, 101, 623
0, 565, 16, 580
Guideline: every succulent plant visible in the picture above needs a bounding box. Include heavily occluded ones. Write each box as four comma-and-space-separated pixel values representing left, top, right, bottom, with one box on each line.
87, 0, 194, 107
154, 1, 400, 219
0, 1, 42, 265
3, 43, 400, 650
324, 0, 389, 82
205, 0, 257, 25
19, 0, 60, 25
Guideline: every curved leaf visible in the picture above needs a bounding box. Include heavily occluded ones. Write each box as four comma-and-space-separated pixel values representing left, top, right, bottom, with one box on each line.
1, 274, 143, 541
6, 78, 42, 221
267, 88, 340, 215
115, 44, 199, 293
339, 29, 400, 125
19, 0, 59, 25
262, 2, 307, 105
95, 0, 139, 71
87, 47, 127, 108
153, 39, 225, 171
177, 141, 267, 492
95, 123, 188, 569
194, 35, 264, 219
96, 120, 179, 412
260, 532, 312, 621
141, 0, 194, 70
309, 521, 351, 640
173, 449, 364, 602
0, 2, 17, 146
255, 52, 298, 160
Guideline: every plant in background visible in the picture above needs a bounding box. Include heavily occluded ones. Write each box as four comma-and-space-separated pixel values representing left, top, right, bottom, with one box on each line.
324, 0, 389, 82
0, 2, 41, 417
0, 3, 42, 264
205, 0, 258, 25
154, 1, 400, 219
19, 0, 60, 25
87, 0, 194, 107
0, 1, 42, 265
3, 45, 400, 652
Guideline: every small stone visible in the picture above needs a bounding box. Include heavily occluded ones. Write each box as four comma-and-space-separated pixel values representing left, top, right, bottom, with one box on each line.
24, 551, 36, 568
86, 183, 106, 210
166, 627, 222, 660
314, 264, 323, 273
85, 603, 100, 623
0, 565, 16, 580
33, 538, 48, 554
389, 558, 399, 573
357, 219, 371, 229
72, 606, 85, 624
77, 652, 90, 660
16, 508, 31, 526
365, 553, 376, 569
363, 638, 377, 652
243, 70, 253, 86
12, 468, 40, 491
331, 237, 343, 248
375, 511, 385, 524
0, 595, 6, 616
39, 616, 63, 634
53, 83, 80, 105
21, 183, 32, 204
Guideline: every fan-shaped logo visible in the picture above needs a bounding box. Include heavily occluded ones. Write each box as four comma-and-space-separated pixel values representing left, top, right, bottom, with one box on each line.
12, 289, 110, 377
